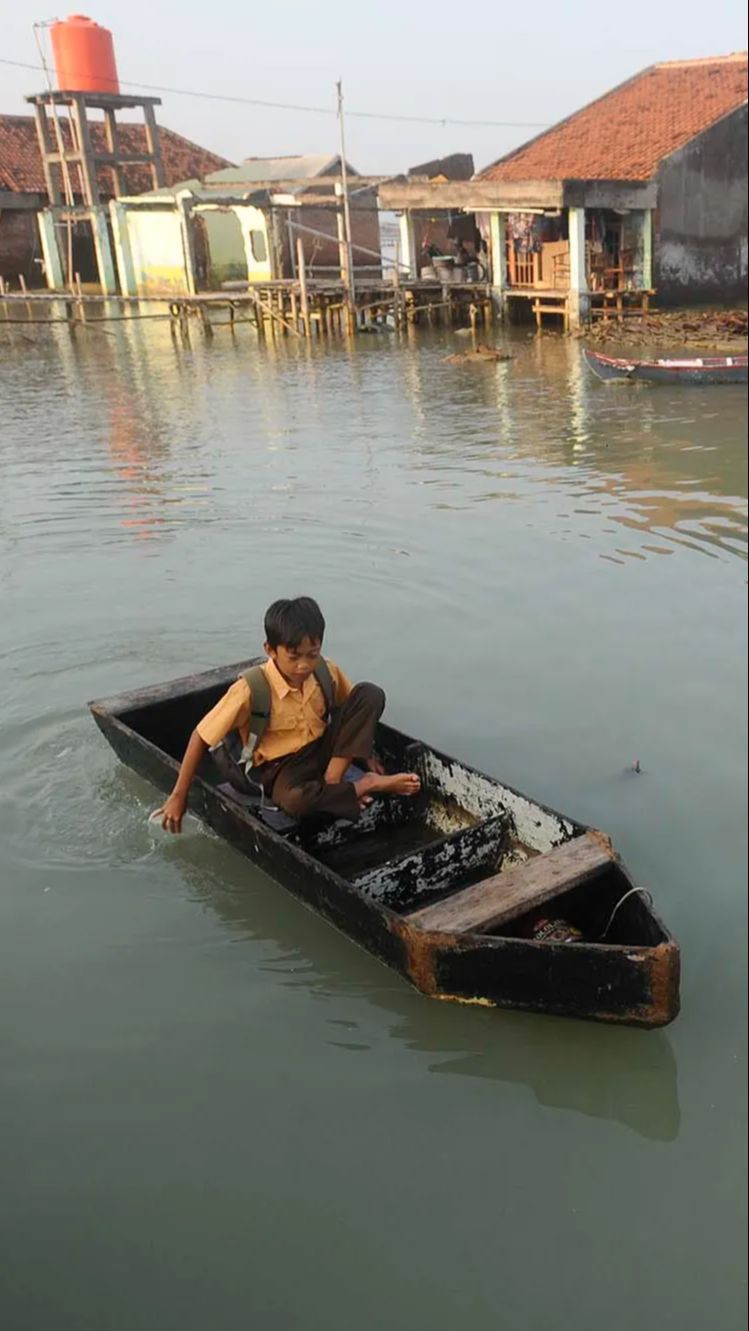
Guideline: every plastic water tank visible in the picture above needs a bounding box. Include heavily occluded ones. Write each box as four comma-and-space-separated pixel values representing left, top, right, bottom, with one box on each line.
51, 15, 120, 95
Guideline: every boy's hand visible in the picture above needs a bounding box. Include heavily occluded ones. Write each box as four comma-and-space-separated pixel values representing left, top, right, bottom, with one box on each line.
367, 756, 386, 776
156, 791, 187, 833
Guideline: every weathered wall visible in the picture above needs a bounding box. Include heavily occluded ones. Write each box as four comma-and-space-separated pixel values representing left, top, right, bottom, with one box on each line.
192, 204, 273, 286
0, 207, 43, 284
125, 208, 188, 296
655, 106, 748, 305
233, 205, 272, 282
621, 210, 648, 288
277, 197, 382, 278
350, 199, 382, 276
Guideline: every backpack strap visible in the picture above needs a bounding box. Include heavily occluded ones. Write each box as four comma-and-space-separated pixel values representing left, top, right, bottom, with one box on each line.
241, 663, 272, 739
314, 657, 335, 718
241, 657, 335, 741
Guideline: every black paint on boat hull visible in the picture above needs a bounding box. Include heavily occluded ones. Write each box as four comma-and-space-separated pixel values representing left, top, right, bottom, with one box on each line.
89, 660, 680, 1028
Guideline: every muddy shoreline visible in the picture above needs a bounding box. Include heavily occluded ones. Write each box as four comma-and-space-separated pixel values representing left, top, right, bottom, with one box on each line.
577, 307, 748, 352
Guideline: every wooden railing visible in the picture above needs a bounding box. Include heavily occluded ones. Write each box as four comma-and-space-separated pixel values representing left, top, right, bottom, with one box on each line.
506, 243, 569, 290
506, 249, 540, 287
506, 240, 642, 292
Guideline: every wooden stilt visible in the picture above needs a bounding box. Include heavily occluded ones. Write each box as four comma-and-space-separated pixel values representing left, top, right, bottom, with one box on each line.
296, 238, 311, 338
74, 273, 86, 322
324, 297, 334, 338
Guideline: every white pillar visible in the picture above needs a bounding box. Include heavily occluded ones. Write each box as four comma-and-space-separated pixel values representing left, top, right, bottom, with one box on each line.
90, 205, 118, 294
398, 211, 417, 279
336, 202, 350, 287
568, 206, 588, 329
642, 209, 653, 289
37, 210, 64, 289
177, 193, 197, 295
489, 211, 507, 320
109, 201, 137, 296
490, 211, 507, 290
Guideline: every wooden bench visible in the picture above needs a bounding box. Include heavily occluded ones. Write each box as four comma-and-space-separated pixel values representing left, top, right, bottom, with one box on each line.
405, 831, 614, 935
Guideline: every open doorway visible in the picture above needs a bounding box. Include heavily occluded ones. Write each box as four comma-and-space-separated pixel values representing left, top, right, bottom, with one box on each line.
191, 209, 248, 291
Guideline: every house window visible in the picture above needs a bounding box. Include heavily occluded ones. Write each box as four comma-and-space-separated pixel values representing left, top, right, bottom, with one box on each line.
249, 229, 268, 263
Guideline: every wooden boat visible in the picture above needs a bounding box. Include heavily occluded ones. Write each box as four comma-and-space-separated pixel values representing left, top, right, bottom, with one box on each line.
89, 660, 680, 1028
584, 347, 748, 384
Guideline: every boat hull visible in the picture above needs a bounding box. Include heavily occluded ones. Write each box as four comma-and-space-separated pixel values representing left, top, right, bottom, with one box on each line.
584, 347, 748, 384
90, 662, 680, 1028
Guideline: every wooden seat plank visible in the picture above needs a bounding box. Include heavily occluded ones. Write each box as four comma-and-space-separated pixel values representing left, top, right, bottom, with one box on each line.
406, 831, 614, 935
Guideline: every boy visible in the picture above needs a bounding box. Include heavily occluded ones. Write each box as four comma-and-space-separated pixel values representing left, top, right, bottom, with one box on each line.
157, 596, 421, 832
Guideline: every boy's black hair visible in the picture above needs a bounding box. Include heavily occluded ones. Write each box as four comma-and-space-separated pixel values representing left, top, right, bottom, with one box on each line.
264, 597, 326, 649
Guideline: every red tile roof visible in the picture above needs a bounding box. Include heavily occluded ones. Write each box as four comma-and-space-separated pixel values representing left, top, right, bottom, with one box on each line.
479, 54, 748, 182
0, 114, 232, 195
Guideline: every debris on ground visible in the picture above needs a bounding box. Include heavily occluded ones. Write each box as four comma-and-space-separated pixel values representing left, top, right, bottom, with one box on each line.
579, 308, 748, 350
444, 344, 513, 363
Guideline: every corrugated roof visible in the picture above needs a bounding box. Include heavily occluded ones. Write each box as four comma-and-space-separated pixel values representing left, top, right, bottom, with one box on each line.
479, 53, 748, 182
0, 114, 233, 195
206, 154, 356, 184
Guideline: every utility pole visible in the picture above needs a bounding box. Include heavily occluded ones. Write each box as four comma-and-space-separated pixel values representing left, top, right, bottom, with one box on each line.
336, 79, 356, 329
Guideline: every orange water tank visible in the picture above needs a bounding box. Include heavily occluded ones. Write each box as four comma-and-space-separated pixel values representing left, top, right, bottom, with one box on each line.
51, 15, 120, 95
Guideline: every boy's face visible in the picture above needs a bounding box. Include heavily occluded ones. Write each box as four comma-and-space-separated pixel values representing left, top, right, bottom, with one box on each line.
266, 636, 322, 689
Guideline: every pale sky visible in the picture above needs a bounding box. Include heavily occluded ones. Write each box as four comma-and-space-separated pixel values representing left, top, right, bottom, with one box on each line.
2, 0, 747, 174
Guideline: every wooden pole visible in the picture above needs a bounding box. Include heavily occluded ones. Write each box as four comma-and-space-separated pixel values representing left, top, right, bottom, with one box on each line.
103, 108, 124, 197
31, 29, 77, 287
18, 273, 32, 316
69, 95, 98, 206
33, 103, 61, 205
335, 80, 356, 326
336, 205, 349, 296
296, 236, 311, 338
143, 103, 166, 191
394, 237, 402, 330
74, 272, 86, 321
252, 290, 299, 338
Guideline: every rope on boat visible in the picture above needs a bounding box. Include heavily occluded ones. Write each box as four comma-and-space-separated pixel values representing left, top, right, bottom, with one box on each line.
599, 887, 654, 940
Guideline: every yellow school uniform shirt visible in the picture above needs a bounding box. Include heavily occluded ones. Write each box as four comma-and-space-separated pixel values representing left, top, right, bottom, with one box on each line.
196, 658, 352, 764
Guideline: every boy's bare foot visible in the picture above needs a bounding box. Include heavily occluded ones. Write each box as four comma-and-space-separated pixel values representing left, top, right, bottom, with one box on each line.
355, 771, 421, 800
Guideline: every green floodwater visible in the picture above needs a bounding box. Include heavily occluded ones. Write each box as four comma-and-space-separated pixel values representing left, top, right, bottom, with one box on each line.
0, 315, 746, 1331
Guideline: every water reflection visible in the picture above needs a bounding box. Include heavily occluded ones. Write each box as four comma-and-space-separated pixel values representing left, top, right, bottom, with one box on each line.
153, 800, 681, 1145
3, 319, 744, 564
398, 333, 747, 561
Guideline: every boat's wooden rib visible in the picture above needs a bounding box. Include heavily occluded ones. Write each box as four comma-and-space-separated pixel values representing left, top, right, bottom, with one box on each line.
405, 831, 614, 934
351, 815, 510, 910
